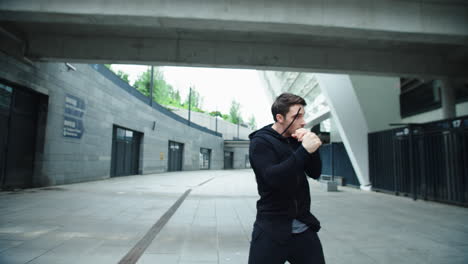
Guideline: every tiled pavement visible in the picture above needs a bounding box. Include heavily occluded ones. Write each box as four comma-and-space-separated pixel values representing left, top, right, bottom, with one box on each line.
0, 169, 467, 264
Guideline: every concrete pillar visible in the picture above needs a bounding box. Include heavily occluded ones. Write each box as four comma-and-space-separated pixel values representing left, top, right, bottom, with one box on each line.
329, 117, 342, 143
315, 74, 371, 190
440, 79, 456, 119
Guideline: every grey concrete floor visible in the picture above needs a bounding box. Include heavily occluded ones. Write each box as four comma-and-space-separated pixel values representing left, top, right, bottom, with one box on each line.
0, 169, 467, 264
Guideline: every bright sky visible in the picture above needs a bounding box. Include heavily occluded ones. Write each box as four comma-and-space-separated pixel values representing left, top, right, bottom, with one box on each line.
111, 64, 273, 128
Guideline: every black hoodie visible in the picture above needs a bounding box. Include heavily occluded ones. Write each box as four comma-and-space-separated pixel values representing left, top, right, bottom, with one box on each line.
249, 124, 322, 244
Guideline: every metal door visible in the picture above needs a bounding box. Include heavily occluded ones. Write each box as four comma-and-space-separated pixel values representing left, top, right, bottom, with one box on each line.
0, 83, 12, 188
1, 84, 39, 189
199, 148, 211, 169
224, 151, 233, 169
168, 141, 184, 171
111, 126, 141, 177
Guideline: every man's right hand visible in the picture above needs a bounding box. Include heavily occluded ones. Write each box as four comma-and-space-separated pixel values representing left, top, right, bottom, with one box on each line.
301, 132, 322, 153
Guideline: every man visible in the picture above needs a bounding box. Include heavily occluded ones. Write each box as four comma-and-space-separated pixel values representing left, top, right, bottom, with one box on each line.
248, 93, 325, 264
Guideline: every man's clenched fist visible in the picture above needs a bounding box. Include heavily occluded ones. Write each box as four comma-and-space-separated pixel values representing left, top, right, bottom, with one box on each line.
292, 128, 322, 153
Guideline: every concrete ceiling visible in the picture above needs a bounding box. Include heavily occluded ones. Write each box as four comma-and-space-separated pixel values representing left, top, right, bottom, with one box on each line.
1, 0, 467, 77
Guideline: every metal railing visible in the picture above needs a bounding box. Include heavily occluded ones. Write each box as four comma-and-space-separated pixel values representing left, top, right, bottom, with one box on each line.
320, 142, 359, 187
369, 116, 468, 206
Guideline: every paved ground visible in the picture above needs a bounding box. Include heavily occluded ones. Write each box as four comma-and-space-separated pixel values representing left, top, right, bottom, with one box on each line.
0, 169, 467, 264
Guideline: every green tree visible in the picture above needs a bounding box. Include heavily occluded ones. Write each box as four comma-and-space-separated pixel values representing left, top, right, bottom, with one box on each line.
248, 115, 257, 130
132, 67, 186, 109
173, 90, 181, 106
105, 65, 130, 84
183, 86, 204, 113
229, 100, 243, 124
133, 68, 152, 97
209, 110, 231, 121
116, 70, 130, 84
109, 65, 210, 114
209, 111, 222, 117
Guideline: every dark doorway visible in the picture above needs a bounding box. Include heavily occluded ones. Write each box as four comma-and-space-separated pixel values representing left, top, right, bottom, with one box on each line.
0, 82, 46, 190
224, 151, 234, 169
168, 141, 184, 172
0, 83, 13, 189
110, 126, 142, 177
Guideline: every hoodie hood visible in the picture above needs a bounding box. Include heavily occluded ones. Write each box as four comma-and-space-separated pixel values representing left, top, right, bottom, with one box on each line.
249, 124, 287, 141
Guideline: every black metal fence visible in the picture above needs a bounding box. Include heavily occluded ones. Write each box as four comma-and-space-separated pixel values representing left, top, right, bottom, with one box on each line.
320, 143, 360, 187
369, 115, 468, 206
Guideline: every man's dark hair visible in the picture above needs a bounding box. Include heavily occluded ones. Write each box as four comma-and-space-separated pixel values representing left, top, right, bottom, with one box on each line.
271, 93, 307, 122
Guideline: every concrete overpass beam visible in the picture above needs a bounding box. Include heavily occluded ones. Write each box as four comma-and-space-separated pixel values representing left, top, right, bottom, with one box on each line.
23, 33, 467, 77
1, 0, 467, 76
1, 0, 468, 40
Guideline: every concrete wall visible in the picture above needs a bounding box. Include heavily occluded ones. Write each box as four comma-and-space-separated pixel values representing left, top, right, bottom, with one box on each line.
224, 141, 250, 169
0, 53, 224, 187
350, 75, 401, 133
402, 101, 468, 124
170, 108, 252, 140
458, 101, 468, 116
350, 75, 468, 127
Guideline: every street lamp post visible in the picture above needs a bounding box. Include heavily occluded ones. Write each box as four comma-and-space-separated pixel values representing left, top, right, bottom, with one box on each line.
188, 87, 192, 126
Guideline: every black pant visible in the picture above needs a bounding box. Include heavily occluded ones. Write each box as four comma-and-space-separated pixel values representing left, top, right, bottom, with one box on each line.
248, 227, 325, 264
